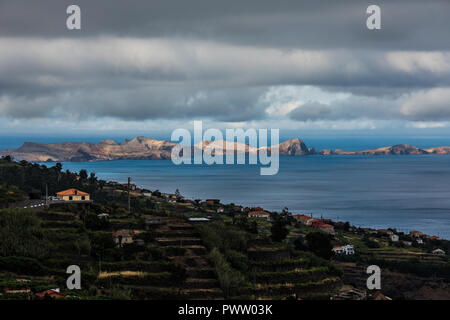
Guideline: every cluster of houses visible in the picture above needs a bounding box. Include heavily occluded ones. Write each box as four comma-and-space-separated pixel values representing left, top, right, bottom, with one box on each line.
53, 186, 447, 257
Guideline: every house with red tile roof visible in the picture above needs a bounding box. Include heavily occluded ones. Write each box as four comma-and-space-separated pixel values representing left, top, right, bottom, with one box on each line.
112, 230, 134, 247
332, 244, 355, 255
248, 210, 271, 221
292, 214, 312, 224
310, 221, 335, 234
56, 188, 90, 201
378, 229, 394, 236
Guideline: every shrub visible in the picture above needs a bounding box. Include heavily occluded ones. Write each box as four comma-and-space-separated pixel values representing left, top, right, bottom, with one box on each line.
305, 232, 333, 260
0, 209, 50, 258
0, 256, 47, 275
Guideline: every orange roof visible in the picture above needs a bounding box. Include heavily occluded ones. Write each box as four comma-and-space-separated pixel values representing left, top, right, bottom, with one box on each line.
248, 210, 270, 216
56, 188, 89, 196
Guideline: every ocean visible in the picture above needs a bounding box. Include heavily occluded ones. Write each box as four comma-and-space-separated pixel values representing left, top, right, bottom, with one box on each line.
42, 155, 450, 239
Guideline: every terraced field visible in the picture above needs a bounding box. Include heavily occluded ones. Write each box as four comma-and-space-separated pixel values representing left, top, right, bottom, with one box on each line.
153, 218, 223, 299
244, 247, 342, 299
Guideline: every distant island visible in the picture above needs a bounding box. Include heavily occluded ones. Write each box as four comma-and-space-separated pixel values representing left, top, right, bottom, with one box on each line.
1, 136, 450, 162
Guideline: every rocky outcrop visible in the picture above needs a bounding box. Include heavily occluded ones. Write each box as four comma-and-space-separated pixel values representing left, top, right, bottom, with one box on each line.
320, 144, 432, 156
0, 137, 177, 162
276, 138, 315, 156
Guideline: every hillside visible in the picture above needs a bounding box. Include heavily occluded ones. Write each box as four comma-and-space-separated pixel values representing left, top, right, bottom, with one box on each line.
0, 157, 449, 300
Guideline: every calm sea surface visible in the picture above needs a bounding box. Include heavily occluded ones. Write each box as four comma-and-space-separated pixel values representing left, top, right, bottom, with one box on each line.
44, 155, 450, 239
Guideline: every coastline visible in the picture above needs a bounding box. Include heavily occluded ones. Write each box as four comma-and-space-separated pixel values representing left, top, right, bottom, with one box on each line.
39, 156, 450, 240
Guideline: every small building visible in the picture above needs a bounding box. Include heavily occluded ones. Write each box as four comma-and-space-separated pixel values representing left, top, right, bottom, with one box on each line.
416, 238, 424, 244
248, 210, 270, 221
205, 199, 220, 205
113, 230, 134, 247
332, 245, 355, 255
362, 228, 378, 234
310, 220, 335, 234
97, 213, 109, 219
292, 214, 312, 225
35, 288, 66, 299
217, 207, 224, 213
379, 229, 394, 236
410, 230, 426, 238
432, 248, 446, 256
56, 188, 90, 201
305, 218, 320, 226
318, 223, 335, 235
121, 183, 136, 191
402, 241, 412, 246
390, 234, 399, 242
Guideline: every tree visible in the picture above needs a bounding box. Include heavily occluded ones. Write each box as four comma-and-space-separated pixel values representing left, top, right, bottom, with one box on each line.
79, 169, 88, 181
84, 212, 110, 230
89, 172, 97, 185
305, 232, 333, 259
293, 235, 307, 251
233, 215, 258, 234
271, 219, 289, 242
55, 163, 62, 172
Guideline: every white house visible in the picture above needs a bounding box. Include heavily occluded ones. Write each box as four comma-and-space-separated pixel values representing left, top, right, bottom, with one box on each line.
332, 244, 355, 255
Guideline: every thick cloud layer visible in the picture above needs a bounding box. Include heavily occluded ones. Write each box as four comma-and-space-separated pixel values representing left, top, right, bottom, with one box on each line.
0, 1, 449, 134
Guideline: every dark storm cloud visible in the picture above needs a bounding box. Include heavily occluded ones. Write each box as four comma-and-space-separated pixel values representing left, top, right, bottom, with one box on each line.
1, 0, 450, 50
0, 1, 450, 126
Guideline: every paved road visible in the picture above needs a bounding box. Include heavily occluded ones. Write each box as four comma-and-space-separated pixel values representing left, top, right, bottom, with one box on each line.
20, 199, 47, 209
8, 199, 91, 209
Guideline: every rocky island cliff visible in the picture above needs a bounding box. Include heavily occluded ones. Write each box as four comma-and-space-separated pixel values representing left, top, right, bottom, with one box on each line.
0, 137, 449, 162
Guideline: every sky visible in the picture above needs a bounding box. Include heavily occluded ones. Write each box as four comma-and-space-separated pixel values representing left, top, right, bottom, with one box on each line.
1, 0, 450, 144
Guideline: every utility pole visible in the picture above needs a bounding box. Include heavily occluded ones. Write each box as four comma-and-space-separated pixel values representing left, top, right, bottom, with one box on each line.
128, 177, 131, 215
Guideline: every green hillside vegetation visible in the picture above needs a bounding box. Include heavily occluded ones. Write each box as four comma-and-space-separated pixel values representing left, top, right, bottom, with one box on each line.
0, 156, 449, 300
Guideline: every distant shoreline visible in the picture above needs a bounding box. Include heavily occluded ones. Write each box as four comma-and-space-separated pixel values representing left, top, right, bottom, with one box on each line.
2, 136, 450, 162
